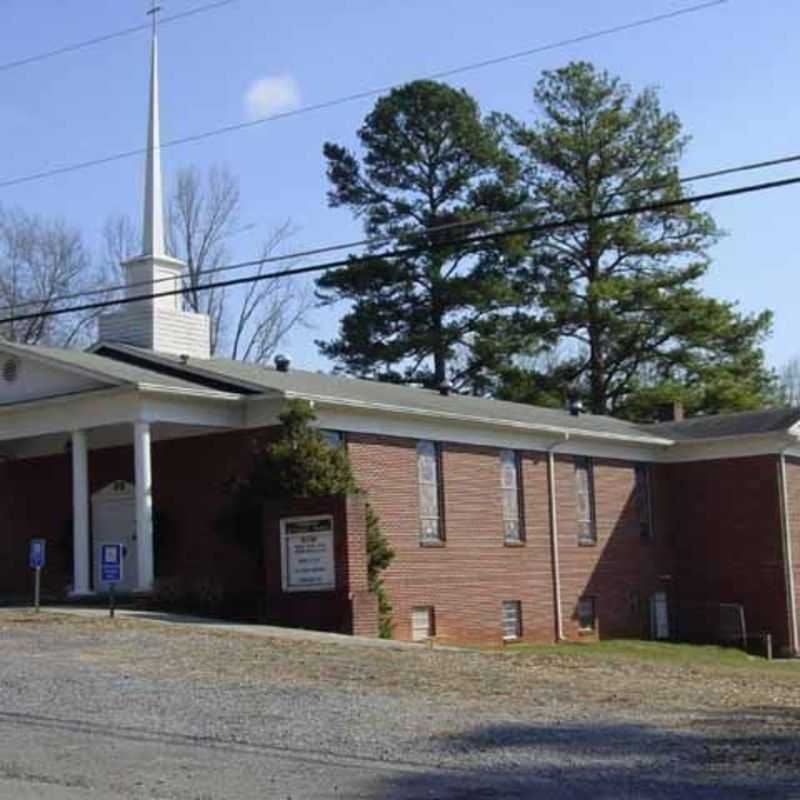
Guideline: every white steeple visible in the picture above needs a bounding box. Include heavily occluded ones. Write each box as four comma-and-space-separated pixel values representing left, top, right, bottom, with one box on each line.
97, 4, 211, 359
142, 10, 165, 258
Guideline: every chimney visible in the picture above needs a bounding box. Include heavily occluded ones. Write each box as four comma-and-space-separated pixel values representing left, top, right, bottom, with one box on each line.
438, 380, 452, 397
653, 401, 685, 423
274, 354, 291, 373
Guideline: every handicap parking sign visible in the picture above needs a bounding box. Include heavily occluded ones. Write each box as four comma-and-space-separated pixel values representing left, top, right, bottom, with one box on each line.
100, 544, 124, 583
29, 539, 46, 569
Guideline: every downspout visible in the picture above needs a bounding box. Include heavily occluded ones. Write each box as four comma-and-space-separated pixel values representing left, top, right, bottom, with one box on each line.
547, 433, 570, 641
778, 446, 799, 655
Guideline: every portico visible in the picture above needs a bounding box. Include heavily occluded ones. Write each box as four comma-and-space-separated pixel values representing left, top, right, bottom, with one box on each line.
0, 344, 244, 595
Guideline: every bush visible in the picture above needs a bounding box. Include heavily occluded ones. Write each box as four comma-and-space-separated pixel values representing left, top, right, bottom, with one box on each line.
366, 504, 395, 638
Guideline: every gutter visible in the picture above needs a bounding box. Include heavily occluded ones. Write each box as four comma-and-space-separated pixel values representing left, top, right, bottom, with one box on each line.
546, 434, 570, 641
777, 446, 800, 655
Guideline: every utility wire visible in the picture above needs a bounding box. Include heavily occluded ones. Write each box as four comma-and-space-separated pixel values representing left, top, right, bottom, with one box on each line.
0, 147, 797, 315
0, 172, 796, 328
0, 0, 726, 192
0, 0, 239, 75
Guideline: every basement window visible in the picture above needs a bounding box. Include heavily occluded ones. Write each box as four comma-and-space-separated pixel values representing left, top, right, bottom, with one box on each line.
578, 597, 597, 632
411, 606, 435, 642
502, 600, 522, 641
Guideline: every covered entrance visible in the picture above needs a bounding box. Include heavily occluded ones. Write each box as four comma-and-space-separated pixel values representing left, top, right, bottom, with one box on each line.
92, 481, 138, 593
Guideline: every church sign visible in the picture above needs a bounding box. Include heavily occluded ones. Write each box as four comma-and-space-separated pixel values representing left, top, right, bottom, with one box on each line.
280, 516, 336, 592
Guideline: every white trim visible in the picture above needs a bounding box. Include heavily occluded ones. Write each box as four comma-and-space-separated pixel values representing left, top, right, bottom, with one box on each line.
305, 403, 667, 463
657, 432, 798, 463
285, 391, 673, 447
778, 452, 800, 655
71, 430, 91, 596
136, 383, 242, 402
0, 341, 125, 388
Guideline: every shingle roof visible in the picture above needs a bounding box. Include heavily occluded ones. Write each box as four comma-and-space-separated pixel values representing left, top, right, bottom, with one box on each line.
648, 407, 800, 441
93, 343, 671, 444
1, 341, 219, 393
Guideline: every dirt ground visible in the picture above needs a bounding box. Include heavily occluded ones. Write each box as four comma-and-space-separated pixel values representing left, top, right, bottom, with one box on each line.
1, 610, 799, 799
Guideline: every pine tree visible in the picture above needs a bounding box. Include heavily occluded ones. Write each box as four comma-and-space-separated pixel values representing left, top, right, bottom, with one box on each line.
317, 80, 522, 390
499, 62, 775, 418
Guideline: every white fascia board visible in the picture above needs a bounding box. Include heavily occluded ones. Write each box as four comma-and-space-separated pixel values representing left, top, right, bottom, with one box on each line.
259, 393, 666, 462
138, 392, 244, 428
658, 431, 800, 463
0, 386, 244, 442
0, 341, 123, 388
0, 388, 140, 441
284, 391, 673, 446
135, 383, 243, 402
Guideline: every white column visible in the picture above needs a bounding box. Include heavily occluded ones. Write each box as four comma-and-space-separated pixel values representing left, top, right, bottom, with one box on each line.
134, 422, 155, 592
71, 430, 91, 595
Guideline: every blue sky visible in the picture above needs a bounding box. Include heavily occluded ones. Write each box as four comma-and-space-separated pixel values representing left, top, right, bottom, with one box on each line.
0, 0, 797, 371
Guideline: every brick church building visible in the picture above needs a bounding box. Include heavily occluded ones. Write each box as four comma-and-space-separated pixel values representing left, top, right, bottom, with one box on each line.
1, 25, 798, 655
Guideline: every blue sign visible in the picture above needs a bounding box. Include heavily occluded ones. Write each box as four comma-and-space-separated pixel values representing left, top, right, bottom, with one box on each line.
29, 539, 46, 569
100, 544, 124, 583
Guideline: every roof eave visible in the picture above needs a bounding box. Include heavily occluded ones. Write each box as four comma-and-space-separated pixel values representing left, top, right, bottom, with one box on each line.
282, 390, 675, 447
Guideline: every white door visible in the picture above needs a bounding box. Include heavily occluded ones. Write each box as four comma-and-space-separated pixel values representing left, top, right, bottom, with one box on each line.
92, 482, 138, 593
650, 591, 670, 640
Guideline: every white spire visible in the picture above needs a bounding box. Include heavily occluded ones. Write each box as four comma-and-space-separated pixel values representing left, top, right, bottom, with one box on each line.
142, 6, 165, 257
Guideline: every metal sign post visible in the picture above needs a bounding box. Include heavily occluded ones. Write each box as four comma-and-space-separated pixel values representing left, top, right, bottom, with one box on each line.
100, 544, 124, 619
29, 539, 46, 613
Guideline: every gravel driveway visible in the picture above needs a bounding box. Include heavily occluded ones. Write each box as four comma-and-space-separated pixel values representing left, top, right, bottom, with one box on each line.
0, 610, 798, 799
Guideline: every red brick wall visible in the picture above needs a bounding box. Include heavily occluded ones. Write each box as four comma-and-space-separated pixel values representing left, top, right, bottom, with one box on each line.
555, 456, 673, 642
663, 455, 790, 651
260, 495, 377, 635
0, 428, 274, 601
347, 433, 662, 645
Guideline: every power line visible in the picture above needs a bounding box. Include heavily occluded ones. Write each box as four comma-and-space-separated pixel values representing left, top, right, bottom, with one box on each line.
1, 147, 797, 315
0, 0, 239, 75
0, 0, 727, 193
1, 172, 796, 328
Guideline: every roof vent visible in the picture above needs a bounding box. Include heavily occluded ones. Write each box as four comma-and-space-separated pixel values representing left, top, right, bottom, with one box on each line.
438, 379, 452, 397
2, 357, 19, 383
274, 354, 291, 373
567, 390, 584, 417
178, 354, 190, 365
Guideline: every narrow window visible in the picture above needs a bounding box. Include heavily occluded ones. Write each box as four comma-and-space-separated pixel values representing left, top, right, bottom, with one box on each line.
578, 597, 597, 632
320, 430, 345, 449
411, 606, 434, 642
635, 464, 652, 539
417, 441, 444, 543
502, 600, 522, 640
500, 450, 524, 542
574, 457, 597, 544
